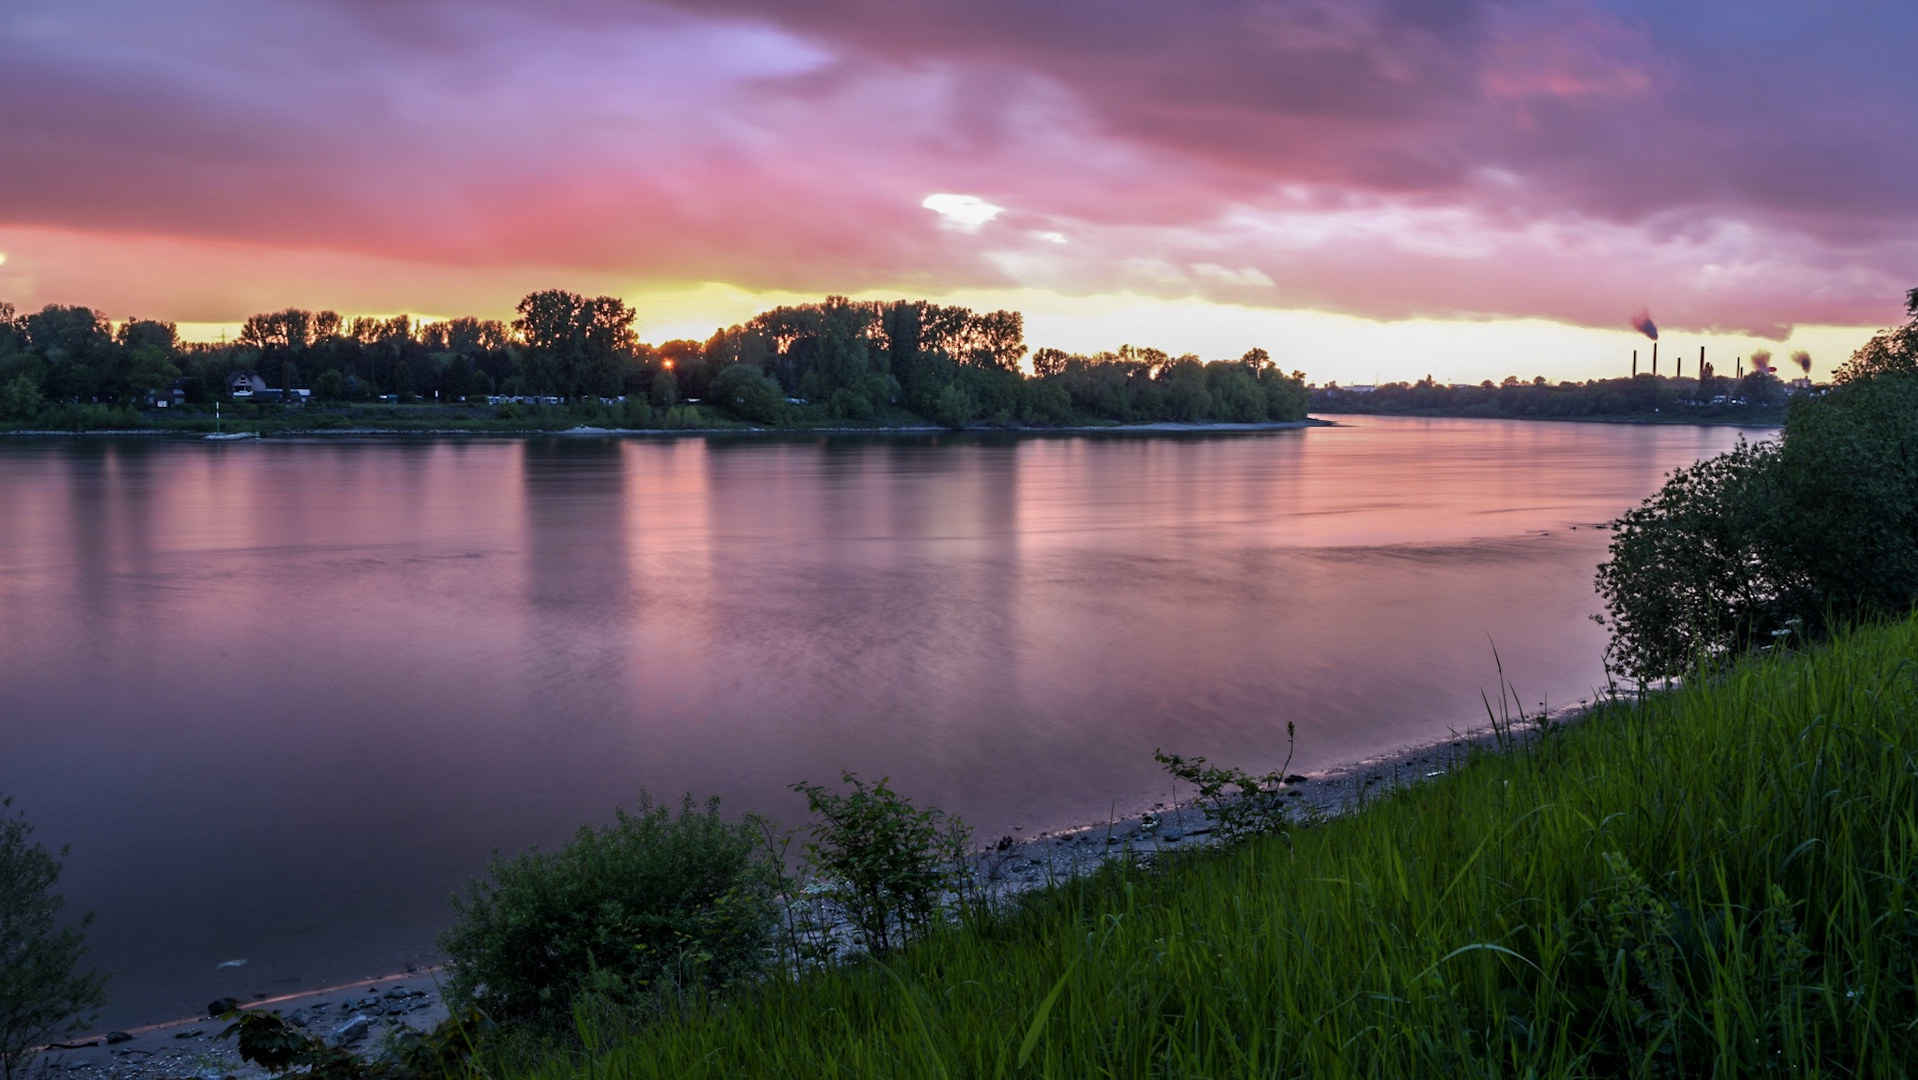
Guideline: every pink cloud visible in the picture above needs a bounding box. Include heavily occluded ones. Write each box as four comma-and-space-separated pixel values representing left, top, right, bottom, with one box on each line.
0, 0, 1913, 339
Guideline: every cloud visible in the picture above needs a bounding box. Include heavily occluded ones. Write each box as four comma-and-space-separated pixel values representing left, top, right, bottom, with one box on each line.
921, 194, 1006, 233
0, 0, 1912, 339
1191, 264, 1276, 289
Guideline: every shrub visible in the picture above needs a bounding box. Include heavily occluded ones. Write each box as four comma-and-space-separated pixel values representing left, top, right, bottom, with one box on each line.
618, 397, 654, 427
1771, 371, 1918, 623
0, 376, 43, 422
1596, 362, 1918, 682
1595, 439, 1800, 682
1153, 721, 1299, 842
648, 371, 678, 409
439, 794, 777, 1028
790, 774, 970, 956
0, 796, 107, 1080
931, 383, 976, 428
708, 365, 784, 424
828, 386, 873, 420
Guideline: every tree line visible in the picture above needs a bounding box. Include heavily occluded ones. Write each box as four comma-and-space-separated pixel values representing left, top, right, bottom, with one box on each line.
1312, 368, 1796, 420
0, 293, 1310, 429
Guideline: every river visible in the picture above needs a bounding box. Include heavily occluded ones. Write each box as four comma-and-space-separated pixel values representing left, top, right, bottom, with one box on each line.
0, 416, 1757, 1026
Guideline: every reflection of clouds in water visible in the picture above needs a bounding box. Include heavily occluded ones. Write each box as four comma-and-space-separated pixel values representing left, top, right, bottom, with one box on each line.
0, 417, 1753, 1029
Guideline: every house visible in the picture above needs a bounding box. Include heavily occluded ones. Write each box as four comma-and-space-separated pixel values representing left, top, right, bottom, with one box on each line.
228, 372, 269, 398
144, 385, 188, 409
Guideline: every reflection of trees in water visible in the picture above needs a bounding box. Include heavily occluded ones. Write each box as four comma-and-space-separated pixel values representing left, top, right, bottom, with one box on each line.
519, 439, 632, 692
59, 441, 164, 639
689, 437, 1022, 812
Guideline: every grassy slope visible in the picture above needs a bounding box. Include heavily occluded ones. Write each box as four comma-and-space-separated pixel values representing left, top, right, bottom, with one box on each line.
529, 615, 1918, 1079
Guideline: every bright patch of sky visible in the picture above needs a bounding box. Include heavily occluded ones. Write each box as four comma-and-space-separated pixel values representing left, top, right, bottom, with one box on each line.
922, 194, 1005, 233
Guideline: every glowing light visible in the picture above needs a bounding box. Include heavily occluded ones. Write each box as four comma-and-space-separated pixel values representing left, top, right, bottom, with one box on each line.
0, 252, 9, 267
921, 193, 1004, 233
662, 359, 675, 370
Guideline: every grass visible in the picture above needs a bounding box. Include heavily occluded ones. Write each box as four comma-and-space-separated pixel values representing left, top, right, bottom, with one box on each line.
507, 614, 1918, 1079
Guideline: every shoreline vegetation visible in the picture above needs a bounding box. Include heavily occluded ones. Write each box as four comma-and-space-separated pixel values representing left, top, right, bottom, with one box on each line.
1310, 369, 1800, 426
0, 293, 1313, 436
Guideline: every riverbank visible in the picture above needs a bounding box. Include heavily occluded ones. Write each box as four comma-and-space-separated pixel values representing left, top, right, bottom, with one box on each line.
33, 691, 1584, 1080
525, 614, 1918, 1077
1316, 407, 1783, 428
0, 418, 1331, 440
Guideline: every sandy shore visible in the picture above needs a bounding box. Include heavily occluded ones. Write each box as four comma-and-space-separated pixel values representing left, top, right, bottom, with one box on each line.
32, 692, 1590, 1080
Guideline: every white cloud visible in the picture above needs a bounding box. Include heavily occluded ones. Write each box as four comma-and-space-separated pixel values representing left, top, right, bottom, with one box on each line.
1031, 230, 1069, 245
921, 193, 1005, 233
1191, 263, 1274, 288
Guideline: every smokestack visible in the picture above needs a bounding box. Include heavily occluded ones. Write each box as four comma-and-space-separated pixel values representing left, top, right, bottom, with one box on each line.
1652, 341, 1658, 377
1677, 349, 1683, 379
1737, 356, 1742, 378
1700, 345, 1706, 377
1632, 348, 1638, 376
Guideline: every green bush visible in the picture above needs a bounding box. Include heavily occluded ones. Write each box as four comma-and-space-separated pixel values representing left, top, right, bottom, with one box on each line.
1595, 439, 1800, 682
617, 397, 654, 427
0, 797, 107, 1080
0, 376, 43, 421
708, 365, 785, 424
1772, 371, 1918, 622
1153, 721, 1298, 842
439, 795, 777, 1029
1596, 366, 1918, 682
790, 774, 970, 956
930, 382, 976, 428
648, 371, 678, 410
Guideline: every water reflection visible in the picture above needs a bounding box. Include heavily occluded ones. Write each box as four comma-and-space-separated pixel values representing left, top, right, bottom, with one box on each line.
0, 418, 1757, 1026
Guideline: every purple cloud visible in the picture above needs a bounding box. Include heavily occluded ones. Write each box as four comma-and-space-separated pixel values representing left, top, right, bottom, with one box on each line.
0, 0, 1912, 337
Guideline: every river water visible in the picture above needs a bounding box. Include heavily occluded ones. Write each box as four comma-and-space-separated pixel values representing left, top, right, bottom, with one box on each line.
0, 417, 1755, 1026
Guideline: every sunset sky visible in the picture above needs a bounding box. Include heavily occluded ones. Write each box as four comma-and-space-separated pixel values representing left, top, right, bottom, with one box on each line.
2, 0, 1913, 383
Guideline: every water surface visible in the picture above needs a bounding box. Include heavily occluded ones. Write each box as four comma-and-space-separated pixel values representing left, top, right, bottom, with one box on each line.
0, 417, 1752, 1026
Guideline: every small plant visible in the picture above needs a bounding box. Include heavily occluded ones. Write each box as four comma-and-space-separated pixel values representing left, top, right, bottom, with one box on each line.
439, 793, 777, 1029
790, 773, 971, 956
1153, 721, 1297, 842
0, 796, 107, 1080
220, 1006, 487, 1080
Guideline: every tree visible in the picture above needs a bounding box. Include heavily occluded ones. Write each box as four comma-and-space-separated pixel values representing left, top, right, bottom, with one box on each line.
1, 797, 107, 1080
1030, 347, 1071, 379
0, 376, 44, 421
512, 290, 636, 398
649, 369, 678, 409
1832, 287, 1918, 383
709, 364, 785, 424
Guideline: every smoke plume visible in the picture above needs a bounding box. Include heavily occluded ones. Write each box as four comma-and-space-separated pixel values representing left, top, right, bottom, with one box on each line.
1792, 349, 1812, 374
1631, 310, 1658, 340
1750, 349, 1774, 374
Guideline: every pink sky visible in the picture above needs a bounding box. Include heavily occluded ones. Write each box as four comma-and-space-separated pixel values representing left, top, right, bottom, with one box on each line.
2, 0, 1912, 380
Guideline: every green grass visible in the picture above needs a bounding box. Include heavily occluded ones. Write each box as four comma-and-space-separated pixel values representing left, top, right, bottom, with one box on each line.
512, 615, 1918, 1078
